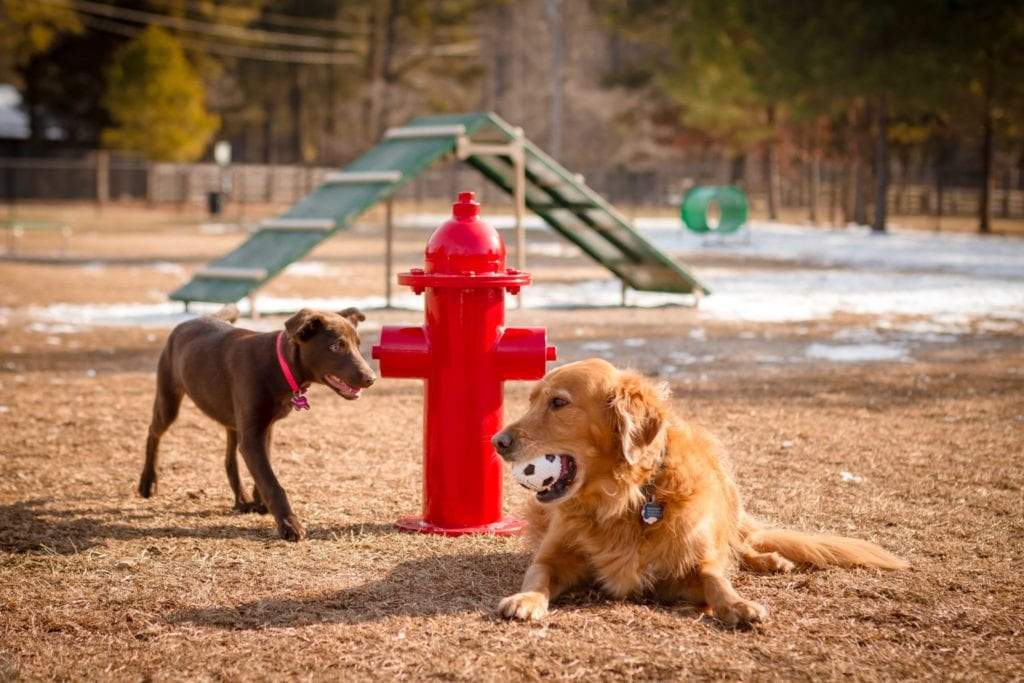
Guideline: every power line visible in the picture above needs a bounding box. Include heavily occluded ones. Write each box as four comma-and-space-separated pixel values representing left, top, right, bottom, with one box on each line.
57, 0, 358, 51
145, 0, 373, 37
76, 14, 359, 65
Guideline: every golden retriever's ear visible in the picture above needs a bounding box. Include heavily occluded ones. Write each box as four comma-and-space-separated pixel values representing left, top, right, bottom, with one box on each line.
610, 372, 667, 465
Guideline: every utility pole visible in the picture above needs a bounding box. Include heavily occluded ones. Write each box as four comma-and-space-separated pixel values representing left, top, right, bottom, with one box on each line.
546, 0, 564, 160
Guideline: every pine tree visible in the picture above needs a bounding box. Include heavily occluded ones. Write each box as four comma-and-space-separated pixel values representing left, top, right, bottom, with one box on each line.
102, 26, 219, 162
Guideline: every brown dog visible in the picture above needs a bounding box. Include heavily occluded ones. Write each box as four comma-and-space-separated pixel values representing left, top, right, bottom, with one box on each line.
492, 359, 907, 625
139, 305, 376, 541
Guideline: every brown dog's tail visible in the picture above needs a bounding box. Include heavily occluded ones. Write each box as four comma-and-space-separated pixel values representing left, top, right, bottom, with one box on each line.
743, 517, 908, 570
210, 303, 239, 324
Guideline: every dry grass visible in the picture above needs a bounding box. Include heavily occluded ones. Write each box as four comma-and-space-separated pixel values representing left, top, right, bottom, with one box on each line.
1, 215, 1023, 680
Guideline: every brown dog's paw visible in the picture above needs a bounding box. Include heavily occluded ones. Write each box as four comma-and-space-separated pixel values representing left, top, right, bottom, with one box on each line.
233, 499, 268, 514
498, 592, 549, 621
138, 477, 156, 498
277, 516, 306, 542
250, 486, 269, 514
716, 599, 767, 626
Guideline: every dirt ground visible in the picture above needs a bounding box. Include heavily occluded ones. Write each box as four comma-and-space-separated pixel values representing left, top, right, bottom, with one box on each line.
1, 206, 1023, 681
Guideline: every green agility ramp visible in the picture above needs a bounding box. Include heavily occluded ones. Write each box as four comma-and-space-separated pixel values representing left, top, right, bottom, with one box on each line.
171, 112, 708, 305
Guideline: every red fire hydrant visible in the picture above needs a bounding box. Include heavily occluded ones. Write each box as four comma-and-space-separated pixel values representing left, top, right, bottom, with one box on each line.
372, 191, 556, 536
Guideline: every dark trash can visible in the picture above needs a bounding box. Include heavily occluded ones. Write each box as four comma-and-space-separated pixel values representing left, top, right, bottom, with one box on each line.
207, 191, 224, 216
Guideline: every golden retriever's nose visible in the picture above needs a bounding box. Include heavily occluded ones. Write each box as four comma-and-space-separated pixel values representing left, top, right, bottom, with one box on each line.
491, 431, 515, 458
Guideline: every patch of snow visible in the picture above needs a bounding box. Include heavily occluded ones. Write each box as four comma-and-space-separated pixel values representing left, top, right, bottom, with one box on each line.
839, 471, 864, 484
698, 268, 1024, 324
688, 328, 707, 341
805, 342, 908, 363
199, 223, 239, 235
527, 242, 581, 258
581, 341, 614, 351
643, 220, 1024, 281
401, 214, 1024, 281
623, 338, 646, 347
285, 261, 334, 277
832, 327, 881, 342
978, 320, 1020, 333
26, 322, 87, 334
151, 262, 186, 276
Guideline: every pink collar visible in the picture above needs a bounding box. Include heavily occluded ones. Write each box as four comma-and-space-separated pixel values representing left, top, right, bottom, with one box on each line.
276, 331, 310, 411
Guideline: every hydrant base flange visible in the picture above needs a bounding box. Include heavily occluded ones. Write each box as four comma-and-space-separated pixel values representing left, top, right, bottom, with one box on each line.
396, 515, 527, 537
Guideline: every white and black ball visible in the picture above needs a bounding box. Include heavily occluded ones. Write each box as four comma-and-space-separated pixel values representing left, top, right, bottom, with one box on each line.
512, 454, 563, 492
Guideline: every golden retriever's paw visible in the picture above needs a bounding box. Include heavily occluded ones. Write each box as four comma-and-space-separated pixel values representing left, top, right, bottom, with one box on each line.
498, 592, 549, 621
769, 553, 795, 574
716, 599, 767, 626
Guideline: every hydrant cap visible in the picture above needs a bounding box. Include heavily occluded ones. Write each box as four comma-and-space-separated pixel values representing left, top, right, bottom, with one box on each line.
425, 191, 506, 275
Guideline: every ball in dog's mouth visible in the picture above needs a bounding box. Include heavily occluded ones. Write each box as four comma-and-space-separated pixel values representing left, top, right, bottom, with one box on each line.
324, 373, 362, 400
512, 453, 577, 502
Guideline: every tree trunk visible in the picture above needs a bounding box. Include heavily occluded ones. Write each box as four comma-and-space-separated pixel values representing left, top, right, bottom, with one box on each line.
808, 126, 820, 224
547, 0, 564, 160
289, 63, 303, 163
872, 95, 889, 232
728, 153, 746, 186
763, 105, 778, 221
262, 96, 275, 165
361, 0, 388, 142
850, 104, 868, 225
828, 161, 838, 227
979, 47, 995, 234
375, 0, 400, 141
852, 148, 867, 225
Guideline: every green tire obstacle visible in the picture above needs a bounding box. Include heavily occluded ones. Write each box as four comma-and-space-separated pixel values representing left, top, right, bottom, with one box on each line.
681, 186, 748, 234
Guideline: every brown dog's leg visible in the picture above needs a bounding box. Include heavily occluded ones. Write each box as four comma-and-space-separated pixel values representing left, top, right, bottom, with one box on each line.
498, 538, 589, 621
139, 354, 182, 498
238, 427, 305, 541
226, 429, 264, 513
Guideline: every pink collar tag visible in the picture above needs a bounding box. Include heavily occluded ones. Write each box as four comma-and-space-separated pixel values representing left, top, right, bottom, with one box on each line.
276, 331, 310, 411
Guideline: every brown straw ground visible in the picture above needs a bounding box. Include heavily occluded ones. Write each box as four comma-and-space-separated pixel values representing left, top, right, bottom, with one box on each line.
1, 218, 1023, 680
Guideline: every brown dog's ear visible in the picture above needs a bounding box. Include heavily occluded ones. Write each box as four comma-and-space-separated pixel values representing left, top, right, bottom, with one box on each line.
338, 307, 365, 328
610, 372, 668, 465
284, 308, 324, 343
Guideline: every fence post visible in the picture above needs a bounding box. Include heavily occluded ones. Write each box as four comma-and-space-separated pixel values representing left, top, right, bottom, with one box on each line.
95, 150, 110, 211
145, 161, 156, 207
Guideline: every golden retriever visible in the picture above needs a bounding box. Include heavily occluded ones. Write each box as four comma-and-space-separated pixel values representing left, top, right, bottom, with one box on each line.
492, 359, 908, 625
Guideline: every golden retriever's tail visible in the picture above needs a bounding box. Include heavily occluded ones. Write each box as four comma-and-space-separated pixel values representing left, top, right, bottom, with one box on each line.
210, 303, 239, 324
742, 517, 908, 570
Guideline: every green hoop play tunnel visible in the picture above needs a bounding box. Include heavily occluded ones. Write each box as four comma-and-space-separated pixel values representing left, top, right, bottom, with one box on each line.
681, 186, 748, 234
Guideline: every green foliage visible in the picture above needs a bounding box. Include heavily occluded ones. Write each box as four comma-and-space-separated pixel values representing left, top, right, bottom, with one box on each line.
102, 26, 220, 162
0, 0, 80, 83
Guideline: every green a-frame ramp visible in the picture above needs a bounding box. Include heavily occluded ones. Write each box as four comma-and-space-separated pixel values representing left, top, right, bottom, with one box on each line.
170, 112, 708, 305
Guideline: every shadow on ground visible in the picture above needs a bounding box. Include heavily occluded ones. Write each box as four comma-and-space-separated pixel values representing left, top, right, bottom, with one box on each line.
0, 499, 395, 554
169, 550, 533, 627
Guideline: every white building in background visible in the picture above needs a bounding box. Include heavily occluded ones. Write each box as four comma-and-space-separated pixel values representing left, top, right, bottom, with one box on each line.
0, 85, 29, 140
0, 84, 65, 141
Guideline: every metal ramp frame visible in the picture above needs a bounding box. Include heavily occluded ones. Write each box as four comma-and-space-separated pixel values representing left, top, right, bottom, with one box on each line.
170, 111, 708, 308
